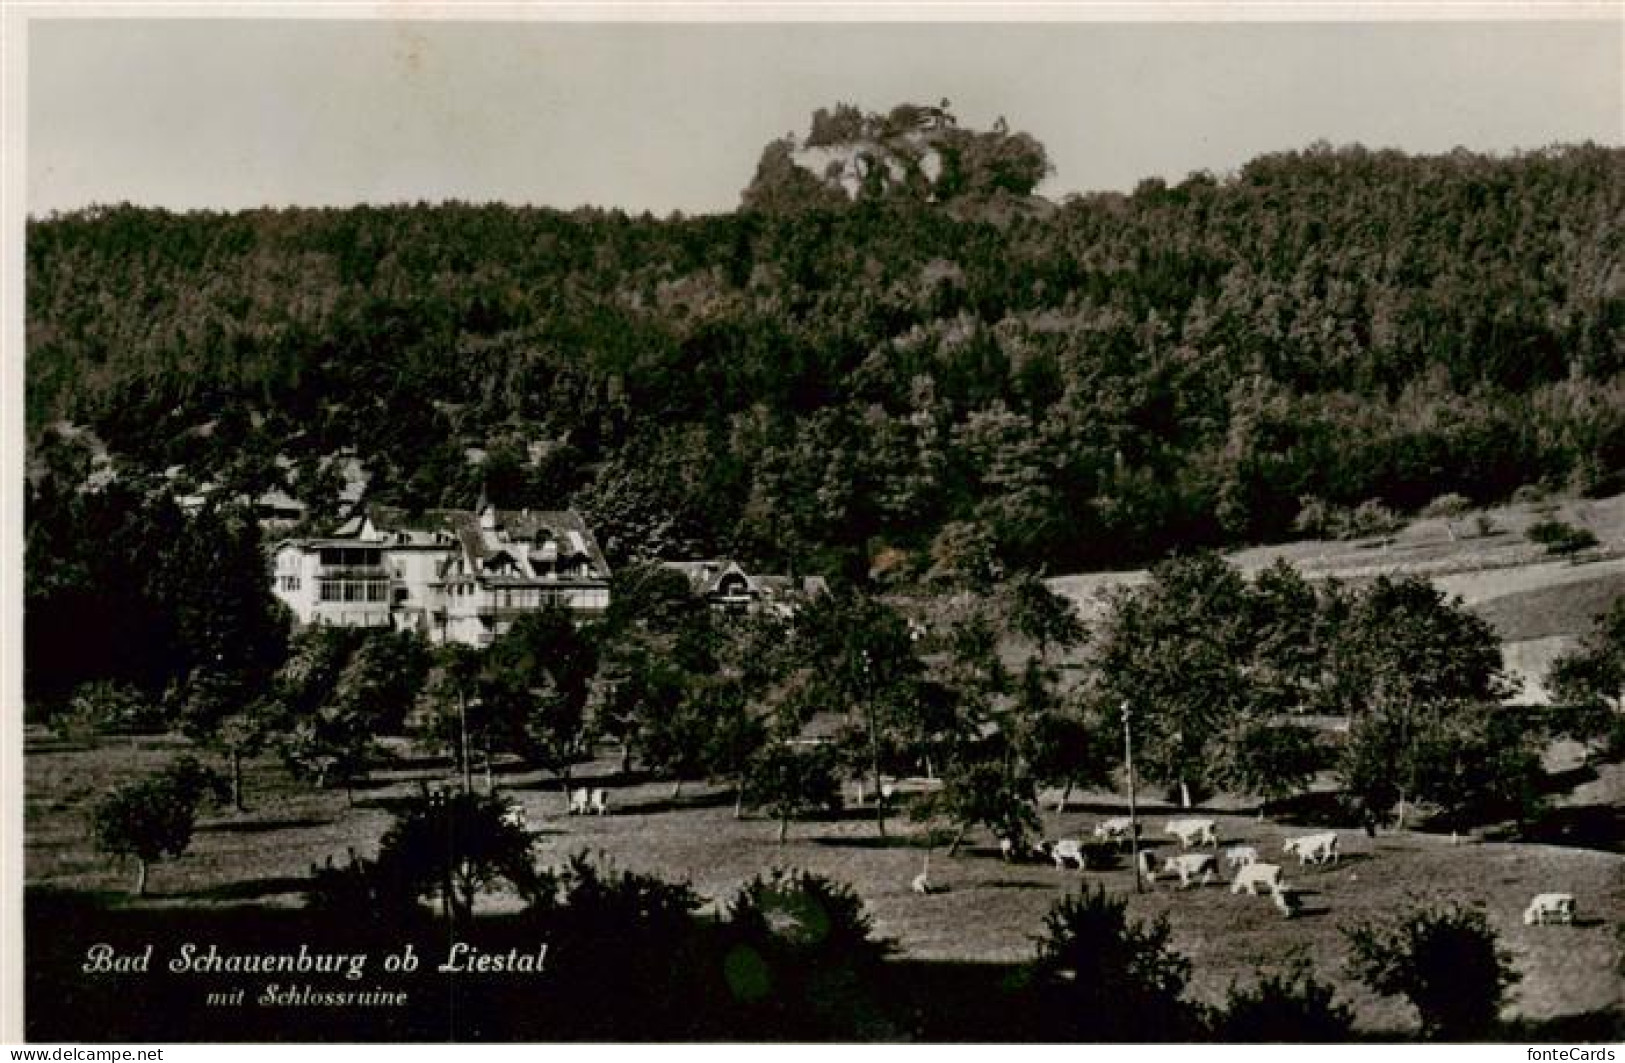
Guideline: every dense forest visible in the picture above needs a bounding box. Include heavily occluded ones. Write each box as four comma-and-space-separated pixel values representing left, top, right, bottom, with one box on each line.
26, 104, 1625, 584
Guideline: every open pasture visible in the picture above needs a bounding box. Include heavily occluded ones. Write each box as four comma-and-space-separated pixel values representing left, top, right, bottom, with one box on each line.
25, 728, 1624, 1037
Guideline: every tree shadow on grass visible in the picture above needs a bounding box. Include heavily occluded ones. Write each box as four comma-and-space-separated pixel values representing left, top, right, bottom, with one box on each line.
1537, 763, 1601, 797
199, 816, 331, 834
190, 875, 310, 902
1494, 805, 1625, 852
1502, 1006, 1624, 1042
809, 835, 927, 851
618, 790, 736, 816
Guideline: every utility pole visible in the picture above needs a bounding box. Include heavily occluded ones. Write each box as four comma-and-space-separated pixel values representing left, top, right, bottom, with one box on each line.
1124, 699, 1141, 893
458, 688, 473, 795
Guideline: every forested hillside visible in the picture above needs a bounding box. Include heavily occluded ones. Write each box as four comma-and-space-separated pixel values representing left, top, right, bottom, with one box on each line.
26, 105, 1625, 580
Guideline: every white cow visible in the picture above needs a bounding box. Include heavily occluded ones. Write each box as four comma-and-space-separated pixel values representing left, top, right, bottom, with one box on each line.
1225, 845, 1259, 870
1282, 832, 1339, 866
1523, 893, 1576, 926
1045, 839, 1086, 870
568, 787, 591, 815
589, 788, 610, 815
1229, 862, 1283, 895
1164, 818, 1218, 848
1153, 852, 1218, 889
1094, 817, 1139, 846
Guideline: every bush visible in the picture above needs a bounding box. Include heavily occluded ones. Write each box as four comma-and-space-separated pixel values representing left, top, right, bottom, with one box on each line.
1344, 901, 1519, 1039
1214, 956, 1355, 1041
1344, 498, 1403, 540
1027, 884, 1199, 1040
720, 868, 895, 1037
1526, 519, 1598, 555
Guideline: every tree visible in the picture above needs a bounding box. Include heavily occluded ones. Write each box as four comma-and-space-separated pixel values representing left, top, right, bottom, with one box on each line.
1328, 576, 1514, 827
1019, 707, 1113, 813
703, 682, 769, 818
1027, 884, 1198, 1041
744, 741, 840, 844
1092, 553, 1255, 808
373, 789, 539, 925
90, 757, 225, 895
483, 606, 600, 799
1344, 902, 1520, 1039
1214, 955, 1354, 1042
1548, 597, 1625, 759
1215, 720, 1322, 819
1007, 571, 1085, 663
919, 756, 1040, 856
796, 592, 922, 837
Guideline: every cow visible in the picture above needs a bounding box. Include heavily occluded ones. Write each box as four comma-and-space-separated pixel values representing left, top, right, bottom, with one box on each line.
1044, 839, 1086, 870
589, 788, 610, 816
1094, 817, 1140, 846
567, 787, 591, 815
1152, 852, 1219, 889
1271, 882, 1301, 918
1225, 845, 1259, 870
1523, 893, 1576, 926
1229, 862, 1283, 895
1282, 832, 1339, 866
1000, 836, 1039, 863
911, 871, 932, 895
1164, 818, 1218, 848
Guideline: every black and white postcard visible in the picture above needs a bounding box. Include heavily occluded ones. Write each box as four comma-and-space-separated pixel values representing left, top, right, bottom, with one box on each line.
7, 4, 1624, 1044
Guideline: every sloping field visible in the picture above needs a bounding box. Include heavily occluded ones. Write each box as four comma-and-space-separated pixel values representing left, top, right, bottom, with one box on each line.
1048, 493, 1625, 703
24, 731, 1625, 1038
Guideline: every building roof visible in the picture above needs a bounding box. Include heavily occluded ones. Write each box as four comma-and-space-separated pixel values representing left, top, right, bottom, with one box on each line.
278, 505, 611, 583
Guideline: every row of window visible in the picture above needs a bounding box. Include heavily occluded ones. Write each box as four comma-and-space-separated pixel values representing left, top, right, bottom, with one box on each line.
278, 575, 302, 592
318, 580, 390, 603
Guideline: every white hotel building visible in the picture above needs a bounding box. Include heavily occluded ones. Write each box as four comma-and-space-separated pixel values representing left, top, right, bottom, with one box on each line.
270, 503, 611, 646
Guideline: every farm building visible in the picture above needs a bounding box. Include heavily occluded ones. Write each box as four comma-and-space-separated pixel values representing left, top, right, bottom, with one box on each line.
660, 558, 829, 616
270, 502, 611, 645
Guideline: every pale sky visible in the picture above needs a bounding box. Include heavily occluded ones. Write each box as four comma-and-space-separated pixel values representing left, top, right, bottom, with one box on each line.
25, 16, 1625, 216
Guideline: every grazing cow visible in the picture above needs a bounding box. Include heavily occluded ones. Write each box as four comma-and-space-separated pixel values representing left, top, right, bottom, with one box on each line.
1282, 832, 1339, 866
568, 787, 591, 815
1045, 839, 1086, 870
1523, 893, 1576, 926
1271, 882, 1301, 918
1225, 845, 1259, 870
1229, 862, 1283, 895
999, 836, 1038, 863
1164, 818, 1218, 848
500, 806, 527, 831
1094, 817, 1139, 846
1153, 852, 1218, 889
589, 788, 610, 816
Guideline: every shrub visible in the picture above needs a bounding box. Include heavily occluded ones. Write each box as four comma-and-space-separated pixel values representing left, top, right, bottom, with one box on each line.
1344, 901, 1520, 1039
1344, 498, 1403, 540
721, 868, 895, 1037
1526, 519, 1598, 555
1028, 884, 1198, 1040
1214, 955, 1355, 1042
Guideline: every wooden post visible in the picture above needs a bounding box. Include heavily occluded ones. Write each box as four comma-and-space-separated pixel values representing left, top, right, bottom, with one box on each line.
1124, 700, 1142, 894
